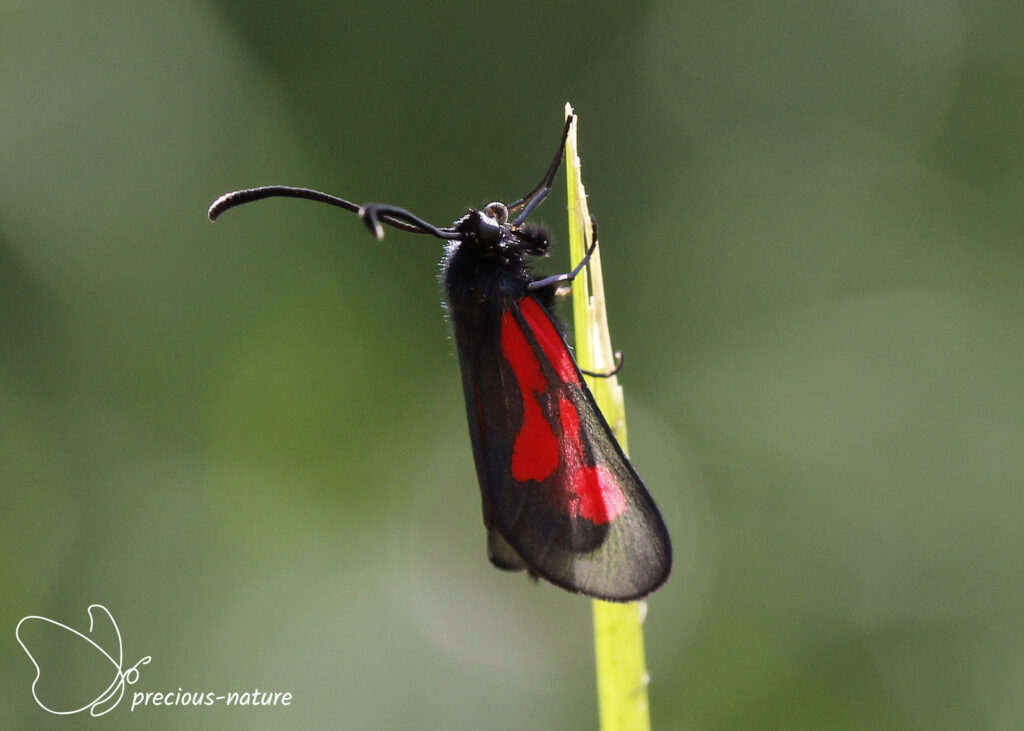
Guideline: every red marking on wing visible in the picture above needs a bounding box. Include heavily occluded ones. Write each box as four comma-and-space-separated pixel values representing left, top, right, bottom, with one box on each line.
501, 311, 559, 482
502, 299, 627, 524
559, 395, 627, 525
519, 297, 580, 385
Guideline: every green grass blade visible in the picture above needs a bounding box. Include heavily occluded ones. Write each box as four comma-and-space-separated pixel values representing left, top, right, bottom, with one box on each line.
563, 103, 652, 731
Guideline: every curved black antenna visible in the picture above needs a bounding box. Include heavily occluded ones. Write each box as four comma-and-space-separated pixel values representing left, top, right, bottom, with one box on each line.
208, 186, 359, 221
506, 115, 574, 224
208, 185, 457, 240
360, 203, 462, 241
208, 117, 575, 237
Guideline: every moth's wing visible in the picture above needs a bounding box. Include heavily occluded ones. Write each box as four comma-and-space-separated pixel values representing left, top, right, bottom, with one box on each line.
486, 526, 527, 572
453, 307, 528, 574
466, 295, 671, 601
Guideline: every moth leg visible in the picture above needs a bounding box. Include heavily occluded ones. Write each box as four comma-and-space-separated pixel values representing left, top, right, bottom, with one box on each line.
527, 215, 600, 291
579, 350, 624, 379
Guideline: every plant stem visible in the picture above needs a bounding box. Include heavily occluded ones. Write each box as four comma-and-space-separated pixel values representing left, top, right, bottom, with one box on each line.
563, 103, 653, 731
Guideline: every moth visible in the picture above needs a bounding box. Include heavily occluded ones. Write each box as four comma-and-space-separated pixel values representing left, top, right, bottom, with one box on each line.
209, 116, 671, 600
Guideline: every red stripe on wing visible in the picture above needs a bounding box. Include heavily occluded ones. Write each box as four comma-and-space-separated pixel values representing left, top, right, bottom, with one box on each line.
558, 395, 626, 524
500, 309, 560, 482
519, 297, 580, 386
511, 295, 627, 525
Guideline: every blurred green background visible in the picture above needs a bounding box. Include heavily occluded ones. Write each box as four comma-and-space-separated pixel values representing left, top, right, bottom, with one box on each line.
3, 1, 1022, 728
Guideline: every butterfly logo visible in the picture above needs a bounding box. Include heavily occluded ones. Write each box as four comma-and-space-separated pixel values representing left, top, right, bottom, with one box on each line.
15, 604, 151, 716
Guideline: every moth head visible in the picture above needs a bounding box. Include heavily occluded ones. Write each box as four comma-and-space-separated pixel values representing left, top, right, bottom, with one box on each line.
457, 204, 508, 247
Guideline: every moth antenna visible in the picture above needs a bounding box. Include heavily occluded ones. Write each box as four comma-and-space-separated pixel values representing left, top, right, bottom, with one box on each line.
208, 185, 458, 239
208, 186, 360, 221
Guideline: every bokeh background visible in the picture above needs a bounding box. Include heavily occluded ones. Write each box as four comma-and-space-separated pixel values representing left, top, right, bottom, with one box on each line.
3, 1, 1022, 728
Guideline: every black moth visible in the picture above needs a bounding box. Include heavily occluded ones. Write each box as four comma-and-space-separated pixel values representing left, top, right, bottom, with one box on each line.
209, 116, 671, 601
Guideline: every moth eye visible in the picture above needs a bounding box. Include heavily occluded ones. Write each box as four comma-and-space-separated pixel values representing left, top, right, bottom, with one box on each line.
483, 201, 509, 226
